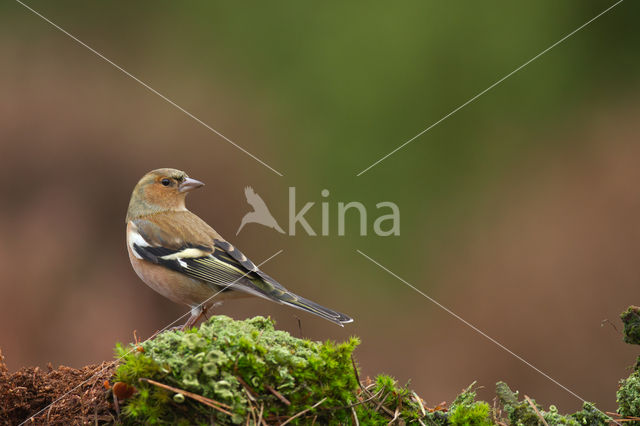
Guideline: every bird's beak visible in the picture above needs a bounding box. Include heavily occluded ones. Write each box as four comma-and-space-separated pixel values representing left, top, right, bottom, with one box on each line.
179, 177, 205, 193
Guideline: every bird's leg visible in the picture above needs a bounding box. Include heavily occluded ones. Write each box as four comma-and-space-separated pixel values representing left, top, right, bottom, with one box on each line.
181, 305, 208, 331
202, 305, 210, 321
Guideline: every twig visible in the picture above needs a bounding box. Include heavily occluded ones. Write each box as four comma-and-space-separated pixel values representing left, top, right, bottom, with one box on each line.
257, 403, 268, 426
280, 397, 327, 425
601, 319, 620, 334
294, 315, 303, 338
46, 400, 54, 424
265, 384, 291, 406
413, 391, 426, 417
351, 405, 360, 426
606, 411, 640, 421
246, 398, 258, 426
388, 397, 402, 425
375, 392, 396, 417
329, 388, 385, 411
351, 355, 364, 392
374, 392, 389, 413
524, 395, 548, 426
140, 378, 232, 416
606, 411, 640, 419
492, 396, 508, 426
236, 376, 259, 401
364, 382, 378, 393
242, 387, 256, 404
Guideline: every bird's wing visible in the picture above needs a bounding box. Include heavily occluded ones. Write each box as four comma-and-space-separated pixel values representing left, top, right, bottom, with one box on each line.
129, 218, 258, 292
130, 217, 352, 325
130, 218, 293, 300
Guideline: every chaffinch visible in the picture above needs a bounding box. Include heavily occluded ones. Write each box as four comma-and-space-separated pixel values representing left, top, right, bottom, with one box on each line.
126, 168, 353, 329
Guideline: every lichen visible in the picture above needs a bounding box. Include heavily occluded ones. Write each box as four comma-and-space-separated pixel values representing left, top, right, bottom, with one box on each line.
621, 306, 640, 346
616, 305, 640, 419
496, 381, 610, 425
496, 381, 540, 425
571, 402, 611, 425
617, 369, 640, 418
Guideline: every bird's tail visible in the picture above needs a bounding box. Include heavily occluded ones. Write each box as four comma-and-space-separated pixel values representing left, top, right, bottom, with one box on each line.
277, 292, 353, 326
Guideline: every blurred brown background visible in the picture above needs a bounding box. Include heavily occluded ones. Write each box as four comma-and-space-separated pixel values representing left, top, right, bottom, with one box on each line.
1, 0, 639, 416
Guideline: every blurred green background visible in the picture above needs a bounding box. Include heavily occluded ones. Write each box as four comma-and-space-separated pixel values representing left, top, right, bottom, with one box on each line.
1, 0, 639, 414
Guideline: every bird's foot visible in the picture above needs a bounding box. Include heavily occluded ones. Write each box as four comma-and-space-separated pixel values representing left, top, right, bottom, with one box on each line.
180, 305, 209, 331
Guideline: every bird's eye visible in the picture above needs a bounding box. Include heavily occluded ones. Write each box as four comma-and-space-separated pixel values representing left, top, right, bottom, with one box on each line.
161, 178, 171, 186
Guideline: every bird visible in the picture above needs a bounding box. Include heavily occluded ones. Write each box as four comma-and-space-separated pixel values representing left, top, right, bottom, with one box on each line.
236, 186, 285, 235
126, 168, 353, 329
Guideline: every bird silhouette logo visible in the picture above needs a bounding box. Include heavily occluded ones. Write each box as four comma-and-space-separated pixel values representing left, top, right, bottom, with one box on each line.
236, 186, 285, 235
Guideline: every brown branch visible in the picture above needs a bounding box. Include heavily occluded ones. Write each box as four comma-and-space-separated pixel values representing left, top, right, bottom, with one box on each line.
139, 378, 232, 416
389, 396, 402, 424
413, 391, 426, 417
236, 376, 259, 400
524, 395, 548, 426
351, 405, 360, 426
280, 397, 328, 425
265, 384, 291, 406
606, 412, 640, 422
351, 355, 364, 392
257, 403, 267, 426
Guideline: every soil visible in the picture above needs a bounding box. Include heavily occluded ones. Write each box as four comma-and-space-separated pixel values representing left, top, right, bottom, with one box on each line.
0, 349, 118, 425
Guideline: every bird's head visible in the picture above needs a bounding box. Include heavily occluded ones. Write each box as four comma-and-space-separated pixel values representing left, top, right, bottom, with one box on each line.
126, 168, 204, 221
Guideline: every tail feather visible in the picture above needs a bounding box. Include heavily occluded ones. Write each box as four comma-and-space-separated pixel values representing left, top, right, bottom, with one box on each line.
278, 293, 353, 326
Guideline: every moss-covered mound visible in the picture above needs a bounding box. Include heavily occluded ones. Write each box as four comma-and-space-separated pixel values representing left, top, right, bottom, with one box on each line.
7, 307, 640, 423
114, 315, 500, 425
115, 316, 454, 424
115, 316, 355, 424
110, 313, 637, 425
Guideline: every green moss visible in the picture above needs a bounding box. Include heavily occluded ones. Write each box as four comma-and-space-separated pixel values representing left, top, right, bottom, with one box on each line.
115, 316, 361, 424
449, 402, 491, 426
448, 384, 492, 426
617, 369, 640, 418
570, 402, 611, 425
112, 314, 620, 425
113, 316, 457, 424
356, 374, 451, 425
496, 381, 540, 426
542, 405, 580, 425
496, 382, 610, 426
617, 305, 640, 419
621, 306, 640, 346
